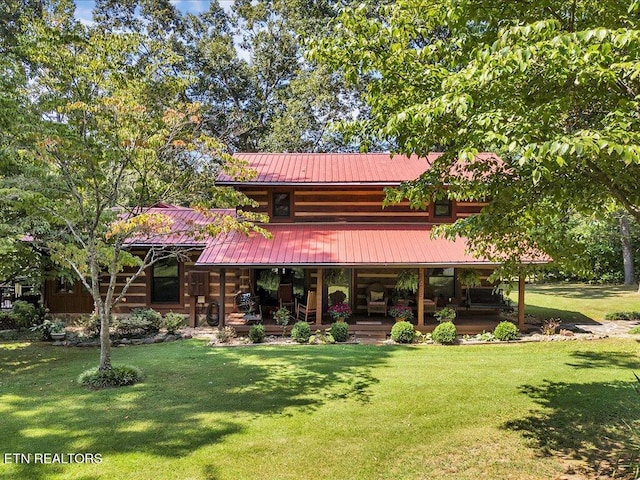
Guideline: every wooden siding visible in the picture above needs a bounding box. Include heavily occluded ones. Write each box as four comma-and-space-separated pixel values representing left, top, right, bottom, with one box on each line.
239, 186, 485, 223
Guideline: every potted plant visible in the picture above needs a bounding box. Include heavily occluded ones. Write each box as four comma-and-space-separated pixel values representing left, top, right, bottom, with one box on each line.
389, 304, 414, 322
50, 321, 66, 340
395, 270, 418, 304
327, 302, 352, 322
457, 269, 482, 289
273, 307, 291, 336
434, 307, 456, 323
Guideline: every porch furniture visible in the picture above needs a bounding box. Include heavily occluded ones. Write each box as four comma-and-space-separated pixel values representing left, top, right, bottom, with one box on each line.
234, 291, 259, 314
423, 298, 436, 315
465, 287, 512, 311
366, 283, 388, 316
243, 305, 263, 324
278, 283, 295, 309
296, 291, 317, 323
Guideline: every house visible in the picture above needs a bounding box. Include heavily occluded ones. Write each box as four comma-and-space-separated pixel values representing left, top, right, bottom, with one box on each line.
44, 152, 541, 334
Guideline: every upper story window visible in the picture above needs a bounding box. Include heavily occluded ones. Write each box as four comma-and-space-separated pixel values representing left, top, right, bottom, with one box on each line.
272, 192, 292, 219
151, 257, 180, 303
434, 199, 452, 217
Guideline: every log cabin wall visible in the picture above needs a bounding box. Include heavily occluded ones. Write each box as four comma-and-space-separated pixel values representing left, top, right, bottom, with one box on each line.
239, 186, 485, 223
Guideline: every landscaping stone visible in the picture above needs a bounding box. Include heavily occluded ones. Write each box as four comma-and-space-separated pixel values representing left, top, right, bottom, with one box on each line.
153, 334, 166, 343
119, 338, 131, 345
182, 333, 192, 339
164, 334, 177, 342
142, 338, 155, 344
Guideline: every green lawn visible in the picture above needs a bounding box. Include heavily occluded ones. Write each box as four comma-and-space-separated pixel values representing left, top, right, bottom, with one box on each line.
512, 283, 640, 323
1, 339, 639, 479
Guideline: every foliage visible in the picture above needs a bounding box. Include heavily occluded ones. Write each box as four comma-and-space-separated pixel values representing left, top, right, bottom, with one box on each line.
315, 0, 640, 278
290, 321, 311, 343
390, 320, 415, 343
129, 309, 162, 333
474, 331, 496, 342
628, 326, 640, 334
248, 324, 266, 344
308, 329, 335, 344
327, 302, 352, 321
395, 270, 418, 294
10, 300, 39, 329
493, 321, 519, 341
0, 312, 19, 330
30, 318, 65, 340
458, 269, 482, 288
114, 317, 154, 338
329, 321, 349, 342
541, 318, 562, 335
325, 269, 349, 285
431, 322, 457, 345
217, 326, 237, 344
257, 270, 281, 292
389, 304, 414, 321
273, 307, 291, 335
162, 312, 185, 334
434, 307, 456, 323
605, 311, 640, 321
77, 364, 143, 390
78, 314, 101, 338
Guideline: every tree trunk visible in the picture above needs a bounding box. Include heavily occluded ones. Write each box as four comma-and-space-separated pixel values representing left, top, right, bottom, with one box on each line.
98, 304, 112, 371
619, 213, 636, 286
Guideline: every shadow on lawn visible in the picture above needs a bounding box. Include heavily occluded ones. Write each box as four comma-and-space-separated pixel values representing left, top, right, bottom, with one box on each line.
528, 284, 638, 300
566, 350, 640, 370
0, 341, 387, 479
506, 378, 640, 479
524, 304, 596, 324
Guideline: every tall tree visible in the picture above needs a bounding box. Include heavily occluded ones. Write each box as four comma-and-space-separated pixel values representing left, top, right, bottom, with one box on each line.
314, 0, 640, 277
2, 1, 267, 371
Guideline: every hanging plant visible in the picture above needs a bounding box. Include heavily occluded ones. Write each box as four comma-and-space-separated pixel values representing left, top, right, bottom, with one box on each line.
395, 270, 419, 294
458, 269, 482, 288
257, 269, 280, 292
325, 268, 348, 285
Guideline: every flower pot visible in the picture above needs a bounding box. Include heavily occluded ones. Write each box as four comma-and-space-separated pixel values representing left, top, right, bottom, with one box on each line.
50, 332, 66, 340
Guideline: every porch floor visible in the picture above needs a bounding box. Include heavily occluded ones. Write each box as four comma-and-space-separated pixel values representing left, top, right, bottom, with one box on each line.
211, 310, 524, 341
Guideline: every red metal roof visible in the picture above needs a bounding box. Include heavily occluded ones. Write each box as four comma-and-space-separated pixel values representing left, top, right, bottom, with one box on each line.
217, 152, 500, 185
126, 207, 236, 247
195, 224, 500, 267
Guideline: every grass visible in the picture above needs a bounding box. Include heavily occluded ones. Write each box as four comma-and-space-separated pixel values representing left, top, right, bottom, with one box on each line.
509, 283, 640, 323
1, 338, 640, 479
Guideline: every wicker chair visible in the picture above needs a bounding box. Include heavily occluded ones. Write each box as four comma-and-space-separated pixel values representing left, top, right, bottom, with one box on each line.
366, 283, 388, 316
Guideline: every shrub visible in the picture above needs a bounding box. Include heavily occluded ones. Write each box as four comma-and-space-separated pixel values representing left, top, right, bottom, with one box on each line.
77, 365, 143, 389
309, 329, 335, 344
129, 308, 162, 332
390, 321, 415, 343
11, 300, 39, 328
291, 321, 311, 343
248, 324, 266, 343
629, 326, 640, 335
162, 312, 185, 334
475, 331, 496, 342
79, 314, 101, 337
432, 321, 457, 344
217, 326, 237, 343
541, 318, 561, 335
273, 307, 291, 335
329, 321, 349, 342
30, 318, 65, 340
115, 317, 153, 337
493, 321, 519, 341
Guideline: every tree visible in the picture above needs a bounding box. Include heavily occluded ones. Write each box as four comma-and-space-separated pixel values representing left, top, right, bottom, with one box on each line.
1, 1, 267, 372
314, 1, 640, 277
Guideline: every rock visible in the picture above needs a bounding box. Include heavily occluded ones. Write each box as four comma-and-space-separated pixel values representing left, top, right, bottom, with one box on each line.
182, 333, 192, 339
52, 341, 65, 346
164, 334, 177, 342
131, 339, 143, 345
119, 338, 131, 345
142, 338, 155, 344
153, 334, 166, 343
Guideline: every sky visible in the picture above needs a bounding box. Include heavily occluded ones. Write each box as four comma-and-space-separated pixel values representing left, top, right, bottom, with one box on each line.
73, 0, 231, 25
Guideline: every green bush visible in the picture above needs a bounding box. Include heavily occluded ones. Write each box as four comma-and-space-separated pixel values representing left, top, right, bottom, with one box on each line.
162, 312, 185, 334
432, 321, 457, 344
11, 300, 39, 328
605, 311, 630, 321
291, 321, 311, 343
493, 321, 519, 341
79, 314, 101, 337
248, 324, 266, 343
390, 321, 415, 343
330, 322, 349, 342
629, 325, 640, 334
115, 317, 153, 337
129, 308, 162, 332
77, 365, 143, 389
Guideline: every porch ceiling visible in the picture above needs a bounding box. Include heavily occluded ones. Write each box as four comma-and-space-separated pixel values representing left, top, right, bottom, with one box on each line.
196, 223, 509, 267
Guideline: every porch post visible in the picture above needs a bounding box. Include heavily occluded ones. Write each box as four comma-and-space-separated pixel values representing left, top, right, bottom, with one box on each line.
316, 267, 323, 325
517, 274, 525, 331
417, 267, 425, 327
219, 268, 226, 328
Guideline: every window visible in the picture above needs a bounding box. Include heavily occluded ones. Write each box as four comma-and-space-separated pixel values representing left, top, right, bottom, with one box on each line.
272, 192, 292, 219
434, 199, 452, 217
427, 268, 455, 302
151, 258, 180, 303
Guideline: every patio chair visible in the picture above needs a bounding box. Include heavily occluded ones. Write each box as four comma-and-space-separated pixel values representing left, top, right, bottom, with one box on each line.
366, 283, 388, 316
296, 291, 317, 323
278, 283, 295, 309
